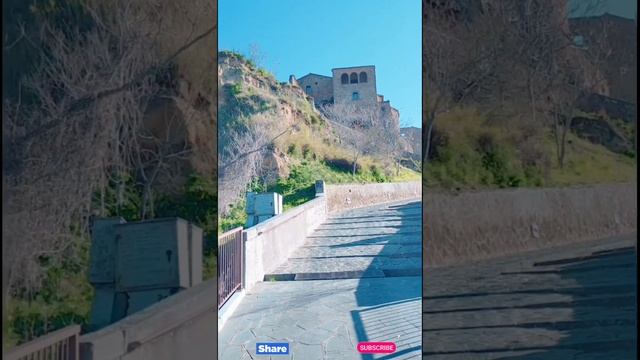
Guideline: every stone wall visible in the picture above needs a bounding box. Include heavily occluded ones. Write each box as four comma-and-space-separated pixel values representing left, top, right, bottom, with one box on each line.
570, 116, 633, 154
379, 101, 400, 131
578, 93, 637, 123
297, 74, 333, 105
424, 183, 637, 268
325, 181, 421, 214
79, 278, 217, 360
332, 66, 377, 108
243, 196, 327, 291
242, 181, 422, 289
570, 14, 637, 104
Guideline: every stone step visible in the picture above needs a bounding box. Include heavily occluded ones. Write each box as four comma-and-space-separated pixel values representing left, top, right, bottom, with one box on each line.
288, 244, 422, 258
264, 268, 423, 281
270, 254, 422, 275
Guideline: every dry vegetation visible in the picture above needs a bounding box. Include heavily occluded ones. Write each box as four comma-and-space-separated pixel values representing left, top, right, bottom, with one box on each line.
217, 51, 419, 221
3, 0, 215, 345
423, 0, 635, 189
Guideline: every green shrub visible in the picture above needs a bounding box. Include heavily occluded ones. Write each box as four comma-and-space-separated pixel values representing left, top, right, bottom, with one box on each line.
219, 200, 247, 233
8, 235, 93, 345
425, 109, 549, 189
287, 144, 297, 156
257, 68, 276, 82
301, 144, 311, 159
369, 165, 386, 183
325, 157, 360, 173
155, 174, 218, 279
230, 83, 242, 95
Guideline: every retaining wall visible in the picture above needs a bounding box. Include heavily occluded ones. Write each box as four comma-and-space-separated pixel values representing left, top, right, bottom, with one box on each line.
243, 195, 327, 291
325, 181, 421, 213
424, 183, 637, 268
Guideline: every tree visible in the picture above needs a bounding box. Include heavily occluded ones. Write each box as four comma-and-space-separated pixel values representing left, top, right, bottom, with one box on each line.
2, 0, 216, 328
218, 115, 292, 215
546, 31, 610, 168
527, 0, 608, 168
423, 0, 507, 165
320, 102, 398, 175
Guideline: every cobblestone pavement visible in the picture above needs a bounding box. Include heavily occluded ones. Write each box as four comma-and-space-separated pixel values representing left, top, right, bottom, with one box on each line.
423, 233, 637, 359
219, 200, 423, 360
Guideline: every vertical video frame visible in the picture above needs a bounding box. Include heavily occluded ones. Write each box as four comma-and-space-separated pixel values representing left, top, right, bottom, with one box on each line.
217, 0, 422, 359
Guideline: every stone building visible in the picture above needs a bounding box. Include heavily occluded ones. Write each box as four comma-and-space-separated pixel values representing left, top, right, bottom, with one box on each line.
569, 13, 637, 105
289, 65, 400, 130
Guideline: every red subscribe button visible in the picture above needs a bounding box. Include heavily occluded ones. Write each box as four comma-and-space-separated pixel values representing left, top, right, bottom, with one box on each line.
357, 341, 396, 354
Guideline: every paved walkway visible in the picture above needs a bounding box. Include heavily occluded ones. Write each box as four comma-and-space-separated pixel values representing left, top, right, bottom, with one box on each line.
423, 233, 637, 359
219, 200, 423, 360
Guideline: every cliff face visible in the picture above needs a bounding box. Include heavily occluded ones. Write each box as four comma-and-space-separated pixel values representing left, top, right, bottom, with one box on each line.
400, 127, 422, 156
570, 14, 637, 104
218, 51, 321, 130
217, 51, 330, 211
135, 0, 216, 194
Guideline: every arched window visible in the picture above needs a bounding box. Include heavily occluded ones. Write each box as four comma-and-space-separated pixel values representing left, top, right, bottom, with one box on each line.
341, 73, 349, 84
359, 71, 367, 83
305, 85, 312, 94
350, 72, 358, 84
352, 92, 360, 100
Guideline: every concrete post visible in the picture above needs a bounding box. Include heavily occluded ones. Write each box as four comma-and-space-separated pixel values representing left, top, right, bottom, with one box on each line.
315, 180, 325, 197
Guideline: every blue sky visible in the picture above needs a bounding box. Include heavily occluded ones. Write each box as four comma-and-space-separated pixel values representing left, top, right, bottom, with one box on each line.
570, 0, 637, 18
219, 0, 422, 128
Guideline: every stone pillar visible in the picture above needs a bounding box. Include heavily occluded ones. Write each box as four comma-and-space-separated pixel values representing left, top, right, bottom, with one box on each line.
288, 74, 298, 87
315, 180, 325, 197
245, 192, 283, 227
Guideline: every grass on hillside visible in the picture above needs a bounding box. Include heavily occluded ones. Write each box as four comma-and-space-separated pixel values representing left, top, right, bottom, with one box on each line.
219, 159, 420, 233
424, 108, 636, 189
219, 78, 420, 232
5, 173, 220, 349
4, 236, 93, 350
546, 132, 637, 186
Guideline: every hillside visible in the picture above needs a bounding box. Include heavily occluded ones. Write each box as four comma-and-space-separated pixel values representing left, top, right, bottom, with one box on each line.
218, 51, 420, 230
424, 108, 636, 190
2, 0, 217, 348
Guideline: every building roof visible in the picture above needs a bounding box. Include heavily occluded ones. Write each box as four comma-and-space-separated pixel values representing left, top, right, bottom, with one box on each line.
331, 65, 376, 71
569, 12, 636, 23
298, 73, 332, 80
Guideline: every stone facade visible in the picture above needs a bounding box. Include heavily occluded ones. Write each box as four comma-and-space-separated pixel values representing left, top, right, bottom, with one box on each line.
295, 73, 333, 105
569, 13, 637, 105
292, 65, 400, 130
331, 65, 378, 108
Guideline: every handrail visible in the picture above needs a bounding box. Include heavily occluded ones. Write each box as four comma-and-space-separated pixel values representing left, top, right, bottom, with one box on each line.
218, 226, 244, 309
219, 226, 243, 241
4, 324, 80, 360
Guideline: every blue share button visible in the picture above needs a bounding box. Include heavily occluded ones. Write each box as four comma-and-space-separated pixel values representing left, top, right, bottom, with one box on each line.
256, 342, 290, 355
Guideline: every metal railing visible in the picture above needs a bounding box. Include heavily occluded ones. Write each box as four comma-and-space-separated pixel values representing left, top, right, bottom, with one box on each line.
4, 325, 80, 360
218, 226, 243, 309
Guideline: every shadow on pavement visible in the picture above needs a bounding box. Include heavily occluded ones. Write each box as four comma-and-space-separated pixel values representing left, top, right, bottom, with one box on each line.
346, 201, 423, 359
422, 241, 637, 359
499, 246, 637, 359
